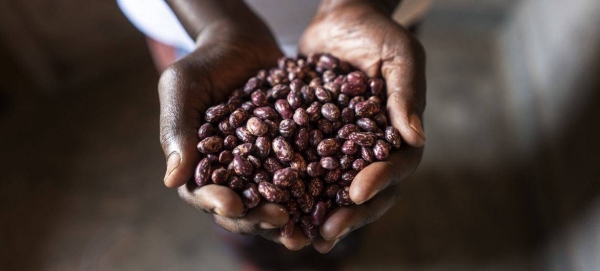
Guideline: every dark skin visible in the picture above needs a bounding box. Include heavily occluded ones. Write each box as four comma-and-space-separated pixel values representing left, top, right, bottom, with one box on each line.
160, 0, 426, 252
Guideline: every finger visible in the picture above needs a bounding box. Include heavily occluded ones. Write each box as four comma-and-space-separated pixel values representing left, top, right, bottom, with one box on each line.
313, 236, 340, 254
178, 183, 245, 218
213, 202, 289, 234
381, 34, 427, 148
349, 144, 422, 204
263, 225, 312, 251
320, 184, 400, 241
158, 58, 213, 188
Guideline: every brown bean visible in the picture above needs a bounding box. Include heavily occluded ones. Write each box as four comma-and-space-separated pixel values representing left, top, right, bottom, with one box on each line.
308, 178, 324, 197
348, 96, 365, 110
368, 78, 385, 96
232, 143, 254, 157
210, 168, 230, 185
324, 82, 341, 99
286, 200, 302, 223
273, 136, 294, 162
317, 119, 333, 134
352, 159, 368, 171
241, 183, 261, 209
339, 155, 354, 170
290, 179, 305, 198
361, 146, 376, 163
341, 82, 367, 96
317, 138, 340, 156
223, 135, 238, 150
264, 119, 279, 138
323, 184, 340, 199
293, 108, 309, 126
277, 119, 296, 138
300, 216, 317, 240
298, 193, 314, 214
385, 126, 402, 149
258, 181, 284, 203
355, 100, 380, 118
294, 128, 309, 152
198, 123, 214, 139
269, 84, 290, 100
335, 186, 354, 206
246, 117, 268, 136
254, 136, 272, 159
247, 155, 262, 169
322, 70, 336, 83
263, 157, 283, 174
341, 170, 358, 184
253, 106, 279, 120
307, 162, 325, 177
290, 78, 305, 92
218, 150, 234, 165
337, 93, 350, 107
205, 104, 229, 123
349, 132, 376, 146
309, 129, 324, 147
251, 90, 267, 106
219, 119, 235, 135
244, 77, 261, 95
310, 201, 327, 226
373, 140, 391, 160
306, 101, 322, 122
347, 71, 367, 84
287, 91, 303, 109
235, 127, 256, 143
315, 86, 331, 103
228, 176, 244, 191
194, 158, 211, 187
320, 156, 339, 170
290, 153, 307, 176
229, 108, 248, 128
241, 101, 256, 112
323, 168, 342, 183
321, 103, 340, 122
233, 155, 254, 176
356, 118, 379, 132
341, 107, 355, 124
337, 124, 360, 139
273, 167, 299, 187
206, 153, 219, 164
341, 140, 359, 155
253, 169, 270, 184
275, 99, 294, 119
372, 113, 389, 129
304, 148, 320, 162
197, 136, 223, 154
301, 85, 316, 104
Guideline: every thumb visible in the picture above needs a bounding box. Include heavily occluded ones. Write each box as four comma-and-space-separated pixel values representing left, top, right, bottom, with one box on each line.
381, 41, 427, 148
158, 62, 208, 188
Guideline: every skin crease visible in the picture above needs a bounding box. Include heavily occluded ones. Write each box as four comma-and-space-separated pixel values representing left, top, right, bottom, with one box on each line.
160, 0, 426, 253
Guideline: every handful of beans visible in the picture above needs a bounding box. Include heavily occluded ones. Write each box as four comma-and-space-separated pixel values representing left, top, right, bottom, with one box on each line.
195, 54, 401, 239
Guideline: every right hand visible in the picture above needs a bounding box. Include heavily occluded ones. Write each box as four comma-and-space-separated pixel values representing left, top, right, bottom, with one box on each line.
159, 16, 311, 250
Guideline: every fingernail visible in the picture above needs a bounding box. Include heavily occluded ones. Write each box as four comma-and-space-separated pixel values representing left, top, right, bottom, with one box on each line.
214, 208, 225, 216
355, 189, 378, 205
333, 227, 350, 240
259, 222, 279, 230
164, 152, 181, 182
322, 238, 341, 254
409, 114, 426, 143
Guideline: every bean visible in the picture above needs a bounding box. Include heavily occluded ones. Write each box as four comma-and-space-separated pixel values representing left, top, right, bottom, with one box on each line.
320, 156, 339, 170
341, 82, 367, 96
321, 103, 340, 122
280, 218, 295, 238
373, 140, 391, 160
275, 99, 294, 119
298, 193, 314, 214
197, 136, 223, 154
198, 123, 214, 139
233, 155, 253, 176
255, 136, 272, 159
300, 216, 318, 240
228, 176, 244, 191
349, 132, 376, 146
258, 181, 284, 203
352, 159, 369, 171
317, 138, 340, 156
293, 108, 309, 126
235, 127, 256, 143
223, 135, 238, 150
232, 143, 254, 157
384, 126, 402, 149
335, 186, 354, 206
273, 136, 294, 162
229, 108, 249, 128
194, 158, 211, 187
308, 178, 324, 197
241, 183, 261, 209
246, 117, 268, 136
205, 104, 228, 123
310, 201, 327, 226
251, 90, 267, 106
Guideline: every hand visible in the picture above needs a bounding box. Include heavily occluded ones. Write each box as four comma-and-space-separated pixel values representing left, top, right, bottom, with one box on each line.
159, 11, 310, 250
299, 1, 426, 253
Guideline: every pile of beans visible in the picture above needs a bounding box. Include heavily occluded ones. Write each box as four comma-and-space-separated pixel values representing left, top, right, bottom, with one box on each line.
195, 54, 401, 239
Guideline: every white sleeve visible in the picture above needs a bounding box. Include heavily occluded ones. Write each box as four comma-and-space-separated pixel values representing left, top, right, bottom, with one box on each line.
117, 0, 196, 52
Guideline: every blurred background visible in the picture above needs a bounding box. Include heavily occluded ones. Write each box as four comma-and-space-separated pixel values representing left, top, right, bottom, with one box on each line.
1, 0, 600, 270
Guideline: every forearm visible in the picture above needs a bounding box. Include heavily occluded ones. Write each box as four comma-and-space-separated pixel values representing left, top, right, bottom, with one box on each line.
318, 0, 402, 17
165, 0, 263, 40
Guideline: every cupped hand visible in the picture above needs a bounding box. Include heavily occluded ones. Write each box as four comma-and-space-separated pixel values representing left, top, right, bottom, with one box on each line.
299, 2, 426, 253
159, 17, 310, 250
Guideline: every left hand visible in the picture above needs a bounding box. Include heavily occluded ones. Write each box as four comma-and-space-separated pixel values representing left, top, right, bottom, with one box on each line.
299, 1, 427, 253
